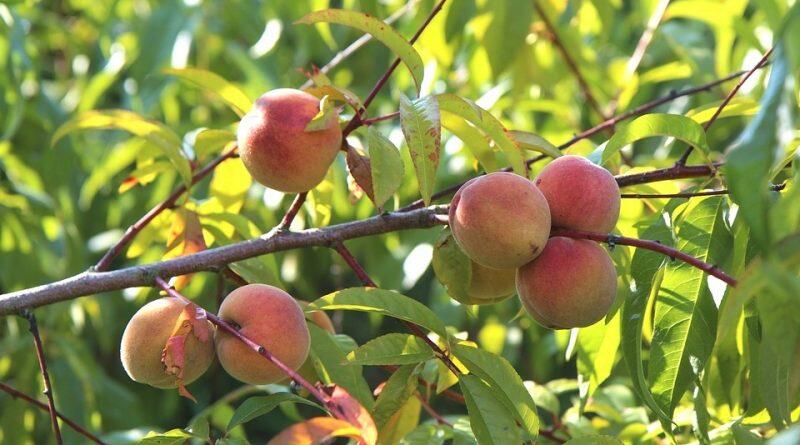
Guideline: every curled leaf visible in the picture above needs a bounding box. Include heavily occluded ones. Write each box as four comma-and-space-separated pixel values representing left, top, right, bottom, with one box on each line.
267, 417, 362, 445
161, 300, 211, 402
346, 145, 375, 202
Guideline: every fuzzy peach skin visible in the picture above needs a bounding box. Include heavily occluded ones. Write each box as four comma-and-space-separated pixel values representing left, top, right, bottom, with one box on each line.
237, 88, 342, 193
448, 172, 551, 269
215, 284, 310, 384
120, 297, 215, 389
534, 155, 621, 233
516, 237, 617, 329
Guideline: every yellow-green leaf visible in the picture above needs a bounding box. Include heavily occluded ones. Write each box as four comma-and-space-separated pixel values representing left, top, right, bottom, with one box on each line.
164, 67, 253, 117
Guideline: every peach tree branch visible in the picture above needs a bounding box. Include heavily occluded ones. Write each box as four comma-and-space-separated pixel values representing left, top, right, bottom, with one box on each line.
22, 310, 63, 444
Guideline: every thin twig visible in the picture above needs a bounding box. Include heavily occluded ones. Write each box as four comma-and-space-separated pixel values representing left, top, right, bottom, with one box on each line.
533, 0, 607, 121
361, 111, 400, 126
278, 192, 309, 231
398, 67, 763, 212
95, 148, 238, 271
300, 0, 421, 89
615, 163, 721, 188
23, 310, 63, 444
608, 0, 670, 115
621, 182, 785, 199
552, 228, 738, 286
342, 0, 448, 136
153, 278, 348, 419
416, 392, 452, 426
0, 381, 106, 444
675, 47, 774, 165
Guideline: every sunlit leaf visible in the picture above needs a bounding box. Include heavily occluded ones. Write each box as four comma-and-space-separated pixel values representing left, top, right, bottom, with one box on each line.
400, 95, 441, 205
347, 333, 434, 365
603, 113, 711, 165
295, 9, 425, 92
164, 67, 253, 117
266, 417, 362, 445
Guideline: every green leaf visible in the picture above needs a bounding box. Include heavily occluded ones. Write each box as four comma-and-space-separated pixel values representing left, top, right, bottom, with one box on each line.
441, 112, 499, 172
347, 333, 434, 366
507, 130, 561, 159
379, 395, 422, 445
725, 45, 791, 251
368, 127, 405, 210
373, 364, 420, 426
139, 429, 194, 445
309, 287, 448, 338
481, 0, 534, 76
193, 129, 236, 159
295, 9, 424, 92
452, 343, 538, 436
304, 95, 337, 132
399, 424, 449, 445
52, 109, 192, 188
437, 94, 526, 175
602, 113, 710, 165
308, 323, 374, 409
685, 97, 759, 125
648, 197, 727, 417
400, 95, 441, 206
576, 310, 621, 403
564, 436, 623, 445
620, 211, 674, 431
226, 393, 322, 431
163, 67, 253, 117
459, 374, 522, 445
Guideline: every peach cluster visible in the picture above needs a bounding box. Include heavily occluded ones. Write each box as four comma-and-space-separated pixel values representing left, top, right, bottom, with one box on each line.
448, 156, 621, 329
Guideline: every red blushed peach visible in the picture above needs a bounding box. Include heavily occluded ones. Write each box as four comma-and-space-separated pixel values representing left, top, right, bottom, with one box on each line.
237, 88, 342, 193
215, 284, 310, 384
449, 172, 551, 269
534, 155, 620, 233
516, 237, 617, 329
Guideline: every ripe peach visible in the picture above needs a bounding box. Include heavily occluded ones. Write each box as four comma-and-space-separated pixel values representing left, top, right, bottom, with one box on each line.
237, 88, 342, 193
120, 297, 214, 389
448, 172, 551, 269
300, 301, 335, 334
516, 237, 617, 329
534, 155, 620, 233
215, 284, 310, 384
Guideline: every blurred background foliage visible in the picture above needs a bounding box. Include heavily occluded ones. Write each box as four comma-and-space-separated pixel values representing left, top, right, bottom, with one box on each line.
0, 0, 799, 443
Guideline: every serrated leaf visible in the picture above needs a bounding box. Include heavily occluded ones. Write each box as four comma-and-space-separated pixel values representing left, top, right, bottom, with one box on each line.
459, 374, 522, 445
400, 95, 441, 205
452, 343, 538, 436
437, 94, 526, 174
308, 324, 374, 409
648, 197, 727, 418
266, 417, 362, 445
602, 113, 711, 165
368, 127, 404, 210
373, 364, 419, 426
347, 334, 433, 366
620, 211, 674, 431
227, 393, 322, 431
163, 67, 252, 117
309, 287, 448, 338
295, 9, 424, 92
52, 109, 192, 188
507, 130, 561, 159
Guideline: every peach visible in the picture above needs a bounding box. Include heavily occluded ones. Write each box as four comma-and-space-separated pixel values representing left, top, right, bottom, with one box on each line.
237, 88, 342, 193
120, 297, 214, 389
516, 237, 617, 329
534, 155, 620, 233
448, 172, 551, 269
215, 284, 310, 384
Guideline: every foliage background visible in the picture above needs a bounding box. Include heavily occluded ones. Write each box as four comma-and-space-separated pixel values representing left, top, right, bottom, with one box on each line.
0, 0, 799, 444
